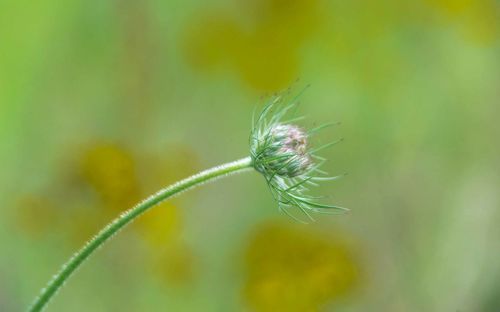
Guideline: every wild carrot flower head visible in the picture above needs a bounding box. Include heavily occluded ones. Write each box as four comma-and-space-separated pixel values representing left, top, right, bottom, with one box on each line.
253, 123, 312, 178
250, 90, 348, 222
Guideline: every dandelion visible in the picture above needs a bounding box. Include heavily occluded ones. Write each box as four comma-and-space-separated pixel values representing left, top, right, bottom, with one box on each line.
29, 90, 346, 311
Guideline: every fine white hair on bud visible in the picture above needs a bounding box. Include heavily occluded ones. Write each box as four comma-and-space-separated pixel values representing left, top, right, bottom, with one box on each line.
249, 89, 348, 222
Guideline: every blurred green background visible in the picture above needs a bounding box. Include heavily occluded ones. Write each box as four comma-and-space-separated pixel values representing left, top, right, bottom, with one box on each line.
1, 0, 499, 311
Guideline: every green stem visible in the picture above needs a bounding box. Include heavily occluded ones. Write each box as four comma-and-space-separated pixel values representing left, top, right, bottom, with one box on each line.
29, 157, 253, 312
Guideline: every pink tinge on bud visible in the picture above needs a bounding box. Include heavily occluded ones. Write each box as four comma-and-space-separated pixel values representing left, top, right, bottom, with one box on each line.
267, 124, 313, 177
271, 124, 308, 155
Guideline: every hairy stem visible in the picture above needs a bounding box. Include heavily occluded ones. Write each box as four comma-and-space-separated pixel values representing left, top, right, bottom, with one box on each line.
29, 157, 253, 312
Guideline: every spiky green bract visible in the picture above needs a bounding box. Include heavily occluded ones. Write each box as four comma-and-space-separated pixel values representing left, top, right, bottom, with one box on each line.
249, 91, 348, 222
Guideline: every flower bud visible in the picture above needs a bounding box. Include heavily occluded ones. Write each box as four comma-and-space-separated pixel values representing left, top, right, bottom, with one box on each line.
249, 92, 347, 221
252, 124, 312, 178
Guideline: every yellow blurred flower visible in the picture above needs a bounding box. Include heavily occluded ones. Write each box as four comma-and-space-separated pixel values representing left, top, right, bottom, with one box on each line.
16, 141, 199, 287
181, 0, 325, 91
182, 13, 243, 72
243, 222, 359, 311
135, 145, 196, 250
79, 143, 141, 214
16, 143, 143, 244
428, 0, 475, 15
137, 144, 200, 286
426, 0, 499, 43
137, 200, 181, 247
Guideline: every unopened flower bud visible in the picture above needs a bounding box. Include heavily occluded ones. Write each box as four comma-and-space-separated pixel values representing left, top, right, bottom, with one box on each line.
252, 124, 312, 178
249, 92, 347, 221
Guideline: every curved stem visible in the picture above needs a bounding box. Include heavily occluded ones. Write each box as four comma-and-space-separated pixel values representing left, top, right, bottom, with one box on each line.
29, 157, 253, 312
